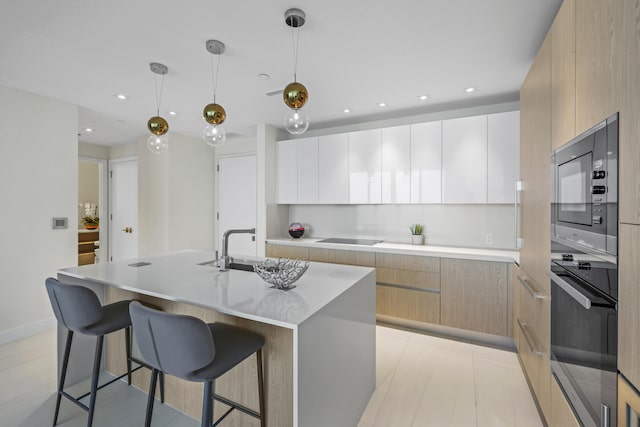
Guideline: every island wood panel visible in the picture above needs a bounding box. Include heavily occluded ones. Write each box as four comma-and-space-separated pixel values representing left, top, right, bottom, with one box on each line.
575, 0, 614, 135
265, 242, 309, 260
550, 0, 576, 151
374, 252, 440, 273
376, 267, 440, 291
551, 375, 580, 427
517, 317, 550, 424
612, 0, 640, 224
519, 32, 552, 294
440, 259, 508, 336
307, 247, 376, 267
105, 287, 293, 427
376, 285, 440, 324
619, 224, 640, 387
618, 375, 640, 427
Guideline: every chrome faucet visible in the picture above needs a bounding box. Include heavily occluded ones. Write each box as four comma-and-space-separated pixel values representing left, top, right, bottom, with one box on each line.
221, 228, 256, 270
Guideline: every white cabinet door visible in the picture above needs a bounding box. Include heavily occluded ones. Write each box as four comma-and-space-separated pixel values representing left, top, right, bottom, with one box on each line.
297, 137, 319, 204
381, 125, 411, 203
318, 133, 349, 204
349, 129, 382, 204
442, 116, 488, 203
410, 121, 442, 203
277, 140, 298, 204
488, 111, 520, 203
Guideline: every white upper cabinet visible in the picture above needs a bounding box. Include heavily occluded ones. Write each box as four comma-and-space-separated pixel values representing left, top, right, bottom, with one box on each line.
277, 139, 298, 204
349, 129, 382, 204
488, 111, 520, 203
318, 133, 349, 204
381, 126, 411, 203
410, 121, 442, 203
442, 116, 488, 203
296, 137, 319, 204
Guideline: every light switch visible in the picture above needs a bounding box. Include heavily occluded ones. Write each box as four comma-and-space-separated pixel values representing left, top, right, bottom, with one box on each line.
52, 217, 68, 229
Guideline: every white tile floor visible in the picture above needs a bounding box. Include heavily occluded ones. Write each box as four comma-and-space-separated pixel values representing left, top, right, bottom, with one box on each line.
0, 326, 542, 427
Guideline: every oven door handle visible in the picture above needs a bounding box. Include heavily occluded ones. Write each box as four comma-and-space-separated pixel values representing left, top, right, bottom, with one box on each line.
547, 270, 592, 309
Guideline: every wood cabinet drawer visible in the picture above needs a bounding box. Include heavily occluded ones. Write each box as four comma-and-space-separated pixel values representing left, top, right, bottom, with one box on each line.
517, 269, 550, 352
618, 375, 640, 427
375, 253, 440, 273
265, 243, 309, 260
376, 267, 440, 291
376, 285, 440, 324
440, 259, 509, 336
78, 252, 95, 266
518, 318, 551, 422
308, 248, 375, 267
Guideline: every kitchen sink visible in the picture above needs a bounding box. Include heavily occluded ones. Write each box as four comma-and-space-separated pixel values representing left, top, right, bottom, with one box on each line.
316, 237, 382, 246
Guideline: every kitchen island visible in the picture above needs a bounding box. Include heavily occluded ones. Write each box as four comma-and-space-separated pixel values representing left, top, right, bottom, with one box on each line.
57, 250, 376, 427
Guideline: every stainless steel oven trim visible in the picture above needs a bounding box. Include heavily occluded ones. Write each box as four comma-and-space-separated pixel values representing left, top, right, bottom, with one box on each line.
548, 269, 592, 309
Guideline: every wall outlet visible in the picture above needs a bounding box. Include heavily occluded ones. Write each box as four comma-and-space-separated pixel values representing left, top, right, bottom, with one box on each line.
485, 234, 493, 245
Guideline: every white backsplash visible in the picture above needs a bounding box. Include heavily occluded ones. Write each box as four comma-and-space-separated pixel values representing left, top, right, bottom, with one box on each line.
287, 204, 517, 250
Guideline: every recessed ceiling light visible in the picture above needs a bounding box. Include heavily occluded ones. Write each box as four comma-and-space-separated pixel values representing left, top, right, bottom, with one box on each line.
418, 95, 430, 101
464, 87, 477, 93
343, 108, 351, 113
114, 94, 129, 100
168, 111, 177, 116
378, 102, 387, 107
84, 128, 94, 132
257, 73, 271, 80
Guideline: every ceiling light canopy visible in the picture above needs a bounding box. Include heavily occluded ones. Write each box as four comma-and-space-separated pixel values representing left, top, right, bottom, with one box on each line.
147, 62, 169, 154
283, 8, 310, 135
202, 39, 227, 147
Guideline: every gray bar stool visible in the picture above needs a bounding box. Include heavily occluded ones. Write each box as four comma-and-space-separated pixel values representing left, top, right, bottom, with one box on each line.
45, 278, 164, 427
129, 301, 266, 427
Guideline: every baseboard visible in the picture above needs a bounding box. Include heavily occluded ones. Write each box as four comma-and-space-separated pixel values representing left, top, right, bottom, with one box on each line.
0, 317, 56, 346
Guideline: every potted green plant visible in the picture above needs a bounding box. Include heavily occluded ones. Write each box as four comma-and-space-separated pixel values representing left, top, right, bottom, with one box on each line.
410, 224, 424, 245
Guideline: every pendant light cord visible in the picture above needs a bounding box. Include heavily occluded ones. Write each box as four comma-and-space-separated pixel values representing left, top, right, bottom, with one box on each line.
290, 25, 300, 82
210, 53, 222, 103
153, 73, 166, 116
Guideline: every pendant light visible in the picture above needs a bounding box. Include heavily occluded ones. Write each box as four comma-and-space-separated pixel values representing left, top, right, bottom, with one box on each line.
283, 8, 310, 135
202, 40, 227, 147
146, 63, 170, 154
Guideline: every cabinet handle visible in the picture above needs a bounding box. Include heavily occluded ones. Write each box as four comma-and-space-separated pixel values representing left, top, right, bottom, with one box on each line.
517, 275, 546, 300
514, 181, 522, 249
517, 318, 545, 357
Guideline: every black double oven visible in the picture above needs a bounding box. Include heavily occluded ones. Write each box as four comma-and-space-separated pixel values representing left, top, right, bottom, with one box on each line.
550, 113, 618, 427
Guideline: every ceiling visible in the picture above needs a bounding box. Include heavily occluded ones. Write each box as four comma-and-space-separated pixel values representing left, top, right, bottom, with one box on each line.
0, 0, 562, 146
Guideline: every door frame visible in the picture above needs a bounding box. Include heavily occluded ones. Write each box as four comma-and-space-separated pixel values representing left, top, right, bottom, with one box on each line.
79, 156, 109, 262
108, 156, 138, 262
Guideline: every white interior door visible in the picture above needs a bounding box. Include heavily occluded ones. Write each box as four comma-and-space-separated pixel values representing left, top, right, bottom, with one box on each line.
218, 155, 257, 257
109, 159, 138, 261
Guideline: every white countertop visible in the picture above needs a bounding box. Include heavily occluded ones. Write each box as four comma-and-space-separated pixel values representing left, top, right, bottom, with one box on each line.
267, 238, 519, 263
58, 250, 375, 330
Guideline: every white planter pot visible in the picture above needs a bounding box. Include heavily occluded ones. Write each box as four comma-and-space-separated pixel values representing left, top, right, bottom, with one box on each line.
411, 235, 424, 245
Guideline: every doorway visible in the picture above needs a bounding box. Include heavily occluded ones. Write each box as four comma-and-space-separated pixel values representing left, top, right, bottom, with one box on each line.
78, 157, 108, 265
217, 155, 257, 257
109, 158, 138, 262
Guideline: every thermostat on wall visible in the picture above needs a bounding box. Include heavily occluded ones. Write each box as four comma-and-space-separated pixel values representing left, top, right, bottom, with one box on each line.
52, 217, 68, 229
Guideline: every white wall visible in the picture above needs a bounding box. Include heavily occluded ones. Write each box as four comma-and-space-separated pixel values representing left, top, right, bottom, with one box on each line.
0, 85, 78, 342
79, 141, 109, 159
288, 204, 516, 250
137, 132, 216, 256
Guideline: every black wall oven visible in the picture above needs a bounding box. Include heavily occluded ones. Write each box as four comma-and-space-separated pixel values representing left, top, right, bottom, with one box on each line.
550, 114, 618, 427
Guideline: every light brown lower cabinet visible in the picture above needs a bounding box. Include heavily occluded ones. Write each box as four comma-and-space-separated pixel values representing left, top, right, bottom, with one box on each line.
440, 259, 509, 336
619, 375, 640, 427
376, 285, 440, 324
551, 375, 580, 427
308, 247, 375, 266
265, 243, 309, 260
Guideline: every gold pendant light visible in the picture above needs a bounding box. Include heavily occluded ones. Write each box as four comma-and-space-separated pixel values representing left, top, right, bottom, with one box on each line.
202, 40, 227, 147
146, 63, 170, 154
283, 8, 310, 135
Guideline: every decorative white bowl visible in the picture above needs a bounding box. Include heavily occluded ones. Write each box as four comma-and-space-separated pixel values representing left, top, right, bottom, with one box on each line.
254, 258, 309, 291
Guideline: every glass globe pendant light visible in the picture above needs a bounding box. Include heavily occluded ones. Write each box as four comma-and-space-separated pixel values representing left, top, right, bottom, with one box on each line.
146, 63, 170, 154
283, 8, 310, 135
203, 40, 227, 147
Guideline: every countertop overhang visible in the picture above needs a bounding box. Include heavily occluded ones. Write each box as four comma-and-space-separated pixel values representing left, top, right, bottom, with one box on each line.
266, 238, 520, 264
58, 249, 375, 329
